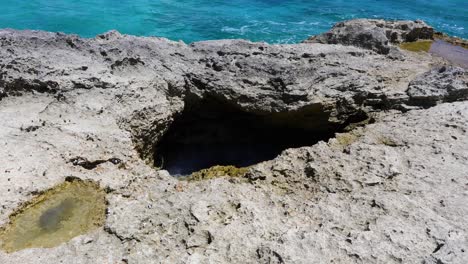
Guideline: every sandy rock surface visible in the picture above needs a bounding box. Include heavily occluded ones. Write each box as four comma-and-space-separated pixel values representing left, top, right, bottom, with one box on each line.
0, 19, 467, 263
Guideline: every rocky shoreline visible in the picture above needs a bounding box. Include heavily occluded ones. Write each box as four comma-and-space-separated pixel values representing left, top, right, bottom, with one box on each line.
0, 19, 467, 263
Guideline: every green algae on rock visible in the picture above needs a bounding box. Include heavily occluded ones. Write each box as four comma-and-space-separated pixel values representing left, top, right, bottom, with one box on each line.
0, 178, 106, 253
186, 165, 249, 181
334, 132, 361, 148
399, 40, 433, 52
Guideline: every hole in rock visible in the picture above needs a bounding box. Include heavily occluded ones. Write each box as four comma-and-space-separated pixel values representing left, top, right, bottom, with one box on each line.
154, 97, 354, 176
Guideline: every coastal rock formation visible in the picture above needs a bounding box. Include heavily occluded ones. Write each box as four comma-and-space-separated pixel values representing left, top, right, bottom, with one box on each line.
407, 66, 468, 107
304, 19, 434, 54
0, 19, 467, 263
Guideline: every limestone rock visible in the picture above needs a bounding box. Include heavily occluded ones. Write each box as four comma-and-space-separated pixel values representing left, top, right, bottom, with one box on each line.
0, 19, 467, 263
304, 19, 434, 54
407, 65, 468, 106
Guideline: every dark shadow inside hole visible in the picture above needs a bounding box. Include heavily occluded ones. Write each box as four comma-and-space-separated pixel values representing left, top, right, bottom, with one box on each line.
154, 98, 343, 176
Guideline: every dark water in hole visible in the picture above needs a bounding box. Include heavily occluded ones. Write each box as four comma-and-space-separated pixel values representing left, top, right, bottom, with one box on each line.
39, 198, 75, 231
155, 99, 336, 176
161, 142, 301, 176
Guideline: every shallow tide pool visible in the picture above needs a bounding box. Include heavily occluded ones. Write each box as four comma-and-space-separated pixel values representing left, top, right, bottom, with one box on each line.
0, 179, 106, 253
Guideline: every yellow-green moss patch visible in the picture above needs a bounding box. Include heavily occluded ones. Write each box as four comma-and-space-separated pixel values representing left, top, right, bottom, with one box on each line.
399, 40, 433, 52
335, 133, 360, 147
378, 136, 400, 147
186, 165, 249, 181
0, 179, 106, 253
331, 128, 365, 149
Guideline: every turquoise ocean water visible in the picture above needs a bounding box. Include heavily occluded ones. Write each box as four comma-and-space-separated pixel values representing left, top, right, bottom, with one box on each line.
0, 0, 466, 43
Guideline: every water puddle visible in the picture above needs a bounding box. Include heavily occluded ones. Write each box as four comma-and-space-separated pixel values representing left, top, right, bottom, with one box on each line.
0, 178, 106, 253
399, 39, 468, 68
429, 40, 468, 68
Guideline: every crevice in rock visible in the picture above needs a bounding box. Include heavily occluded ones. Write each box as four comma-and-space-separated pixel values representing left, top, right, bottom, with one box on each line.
432, 242, 445, 254
69, 156, 122, 170
152, 96, 368, 176
103, 226, 141, 243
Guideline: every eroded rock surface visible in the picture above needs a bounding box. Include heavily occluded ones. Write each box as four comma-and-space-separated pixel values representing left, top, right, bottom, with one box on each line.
304, 19, 434, 54
0, 19, 467, 263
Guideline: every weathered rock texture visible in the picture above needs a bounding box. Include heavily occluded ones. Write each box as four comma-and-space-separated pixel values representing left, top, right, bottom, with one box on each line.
304, 19, 434, 54
0, 19, 467, 263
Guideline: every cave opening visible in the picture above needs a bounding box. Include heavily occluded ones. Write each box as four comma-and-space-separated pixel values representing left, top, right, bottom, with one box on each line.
154, 97, 347, 176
